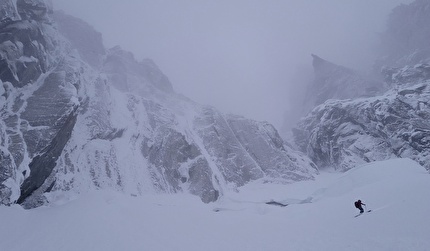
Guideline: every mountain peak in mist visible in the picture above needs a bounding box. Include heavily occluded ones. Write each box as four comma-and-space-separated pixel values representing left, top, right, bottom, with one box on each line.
303, 54, 385, 112
311, 54, 330, 69
378, 0, 430, 67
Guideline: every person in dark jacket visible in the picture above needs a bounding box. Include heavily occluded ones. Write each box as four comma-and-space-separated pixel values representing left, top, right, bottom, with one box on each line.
354, 200, 366, 213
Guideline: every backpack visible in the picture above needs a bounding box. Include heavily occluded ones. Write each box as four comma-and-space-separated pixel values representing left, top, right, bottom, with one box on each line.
354, 201, 360, 208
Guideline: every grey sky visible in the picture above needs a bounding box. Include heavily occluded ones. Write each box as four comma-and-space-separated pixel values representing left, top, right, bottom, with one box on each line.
51, 0, 413, 128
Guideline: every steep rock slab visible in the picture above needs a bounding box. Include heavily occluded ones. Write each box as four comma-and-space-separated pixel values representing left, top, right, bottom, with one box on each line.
17, 70, 79, 203
226, 114, 317, 181
194, 107, 264, 187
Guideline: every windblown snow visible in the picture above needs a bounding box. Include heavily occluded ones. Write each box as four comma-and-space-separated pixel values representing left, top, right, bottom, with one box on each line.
1, 158, 429, 251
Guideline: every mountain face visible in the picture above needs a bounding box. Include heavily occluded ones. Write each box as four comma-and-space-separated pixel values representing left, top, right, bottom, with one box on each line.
0, 0, 78, 205
294, 64, 430, 171
0, 1, 317, 207
293, 0, 430, 172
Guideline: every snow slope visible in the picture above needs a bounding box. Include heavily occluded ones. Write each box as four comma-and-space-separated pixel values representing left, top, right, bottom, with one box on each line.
1, 158, 429, 251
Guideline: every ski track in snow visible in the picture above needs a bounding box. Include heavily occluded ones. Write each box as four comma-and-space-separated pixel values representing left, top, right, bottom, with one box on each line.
1, 158, 430, 251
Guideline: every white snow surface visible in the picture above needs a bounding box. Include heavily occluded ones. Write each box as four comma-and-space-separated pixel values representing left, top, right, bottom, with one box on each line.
1, 158, 429, 251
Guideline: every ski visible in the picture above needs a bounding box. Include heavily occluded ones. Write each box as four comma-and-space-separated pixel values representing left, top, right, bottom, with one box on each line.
265, 200, 288, 207
354, 210, 372, 217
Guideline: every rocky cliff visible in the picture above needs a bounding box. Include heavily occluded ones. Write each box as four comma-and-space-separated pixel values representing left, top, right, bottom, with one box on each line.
0, 0, 79, 205
294, 64, 430, 171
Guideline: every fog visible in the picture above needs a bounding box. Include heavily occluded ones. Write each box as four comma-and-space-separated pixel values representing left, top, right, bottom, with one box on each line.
51, 0, 413, 128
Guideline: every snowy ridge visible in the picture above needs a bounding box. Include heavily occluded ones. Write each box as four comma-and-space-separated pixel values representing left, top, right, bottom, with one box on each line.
1, 158, 429, 250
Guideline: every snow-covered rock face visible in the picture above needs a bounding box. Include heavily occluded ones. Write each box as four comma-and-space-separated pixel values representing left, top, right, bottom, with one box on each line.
0, 1, 317, 207
0, 0, 19, 23
48, 77, 317, 206
16, 0, 52, 21
294, 63, 430, 172
0, 1, 79, 205
0, 20, 48, 88
293, 0, 430, 173
224, 114, 317, 181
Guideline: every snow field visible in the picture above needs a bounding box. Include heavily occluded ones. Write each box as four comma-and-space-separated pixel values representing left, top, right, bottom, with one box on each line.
0, 158, 429, 251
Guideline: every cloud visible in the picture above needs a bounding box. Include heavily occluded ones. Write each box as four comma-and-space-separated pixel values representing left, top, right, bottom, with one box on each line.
51, 0, 413, 129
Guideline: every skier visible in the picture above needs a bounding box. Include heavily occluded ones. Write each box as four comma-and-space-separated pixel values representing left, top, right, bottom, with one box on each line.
354, 199, 366, 213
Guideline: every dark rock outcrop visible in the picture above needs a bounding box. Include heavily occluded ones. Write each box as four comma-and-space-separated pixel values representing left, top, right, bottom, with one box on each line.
16, 0, 52, 21
18, 106, 77, 203
0, 18, 51, 87
0, 0, 19, 23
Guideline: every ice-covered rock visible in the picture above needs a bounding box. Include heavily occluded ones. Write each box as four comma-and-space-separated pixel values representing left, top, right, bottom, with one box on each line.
0, 3, 60, 88
16, 0, 52, 21
0, 1, 84, 206
294, 65, 430, 171
225, 114, 317, 181
0, 0, 19, 23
